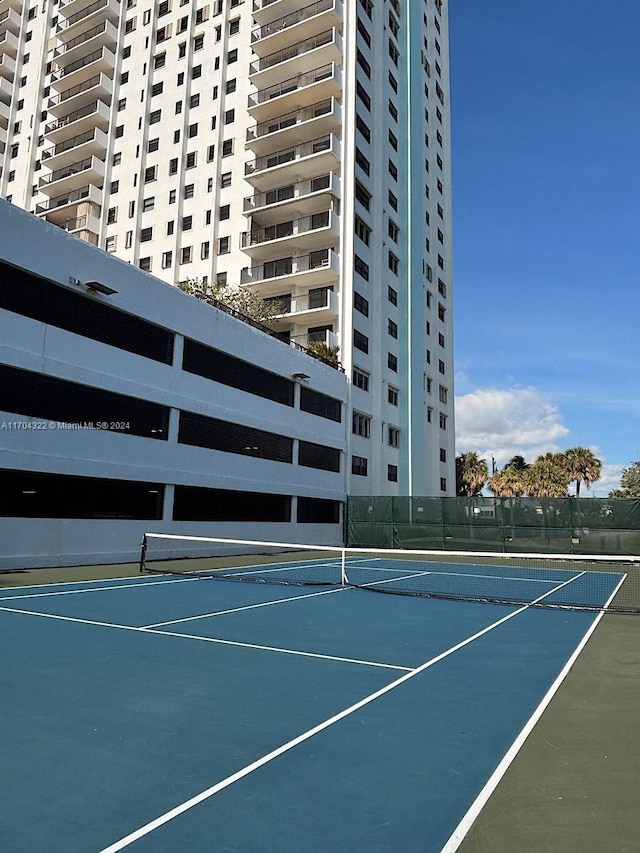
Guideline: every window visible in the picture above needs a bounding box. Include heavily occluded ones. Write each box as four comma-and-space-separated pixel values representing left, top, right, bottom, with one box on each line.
440, 448, 447, 463
427, 406, 433, 423
438, 279, 447, 298
144, 166, 157, 183
439, 412, 447, 430
219, 204, 230, 220
110, 180, 120, 193
388, 100, 398, 122
387, 464, 398, 482
222, 139, 233, 156
440, 477, 447, 492
162, 251, 173, 268
356, 81, 370, 111
201, 241, 210, 259
439, 385, 448, 404
229, 17, 240, 34
356, 114, 370, 143
355, 181, 371, 212
358, 0, 372, 19
388, 427, 400, 448
178, 41, 186, 57
353, 368, 369, 392
115, 125, 124, 139
353, 330, 369, 354
388, 319, 398, 339
357, 49, 371, 78
152, 81, 164, 96
224, 109, 235, 125
354, 255, 369, 281
354, 292, 369, 317
186, 151, 197, 168
389, 71, 398, 93
355, 148, 370, 176
194, 34, 204, 50
388, 353, 398, 372
107, 207, 118, 224
105, 236, 116, 252
388, 386, 398, 406
357, 17, 371, 47
352, 455, 368, 476
150, 109, 161, 124
182, 215, 193, 231
142, 197, 155, 212
438, 332, 445, 348
389, 41, 399, 67
388, 286, 398, 306
218, 236, 230, 254
125, 231, 133, 248
167, 220, 175, 235
139, 257, 151, 271
128, 201, 136, 218
183, 184, 194, 200
226, 78, 236, 93
354, 216, 371, 246
352, 412, 371, 438
388, 252, 399, 275
190, 93, 200, 108
148, 137, 159, 152
169, 189, 177, 204
181, 246, 192, 264
140, 227, 153, 242
221, 172, 232, 188
388, 190, 398, 211
388, 220, 399, 242
389, 129, 398, 151
227, 48, 238, 62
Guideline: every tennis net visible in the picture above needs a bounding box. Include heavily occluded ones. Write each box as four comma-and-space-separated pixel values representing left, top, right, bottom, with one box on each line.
140, 534, 640, 612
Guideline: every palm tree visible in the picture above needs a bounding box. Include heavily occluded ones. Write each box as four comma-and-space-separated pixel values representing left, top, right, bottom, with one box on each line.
563, 447, 602, 497
487, 466, 527, 497
455, 452, 489, 497
525, 453, 570, 498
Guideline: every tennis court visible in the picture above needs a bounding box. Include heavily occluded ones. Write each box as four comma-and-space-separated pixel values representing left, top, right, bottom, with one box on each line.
0, 541, 634, 852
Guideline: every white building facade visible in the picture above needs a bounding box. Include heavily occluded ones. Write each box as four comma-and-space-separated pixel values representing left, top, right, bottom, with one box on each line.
0, 0, 454, 496
0, 200, 347, 567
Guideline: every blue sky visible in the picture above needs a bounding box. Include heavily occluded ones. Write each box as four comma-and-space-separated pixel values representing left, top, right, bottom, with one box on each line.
449, 1, 640, 495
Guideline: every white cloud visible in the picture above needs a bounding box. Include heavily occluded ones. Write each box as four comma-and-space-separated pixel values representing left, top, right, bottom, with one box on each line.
455, 387, 570, 468
590, 464, 623, 498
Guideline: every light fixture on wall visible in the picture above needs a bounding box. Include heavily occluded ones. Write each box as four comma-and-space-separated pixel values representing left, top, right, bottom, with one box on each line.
291, 372, 310, 382
68, 276, 118, 296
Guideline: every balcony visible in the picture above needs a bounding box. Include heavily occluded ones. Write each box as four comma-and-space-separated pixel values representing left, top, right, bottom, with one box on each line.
0, 51, 15, 80
244, 172, 339, 224
249, 29, 342, 88
271, 287, 338, 325
52, 20, 118, 65
41, 126, 108, 169
35, 183, 102, 223
0, 0, 23, 12
0, 96, 8, 125
252, 0, 343, 41
56, 0, 120, 40
245, 134, 340, 191
44, 99, 111, 142
39, 154, 105, 195
0, 28, 19, 57
47, 73, 112, 117
0, 7, 20, 34
53, 212, 101, 245
241, 209, 339, 260
50, 46, 116, 92
246, 97, 342, 156
0, 73, 12, 104
248, 63, 341, 123
241, 248, 338, 295
290, 327, 339, 352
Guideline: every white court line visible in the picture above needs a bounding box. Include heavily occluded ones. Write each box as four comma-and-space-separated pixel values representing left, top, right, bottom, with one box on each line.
439, 571, 627, 853
0, 576, 199, 601
350, 561, 574, 584
140, 585, 348, 629
97, 571, 586, 853
0, 604, 408, 672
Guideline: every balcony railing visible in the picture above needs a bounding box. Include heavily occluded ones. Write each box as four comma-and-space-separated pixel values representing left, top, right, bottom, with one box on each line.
53, 22, 111, 56
41, 128, 102, 160
249, 29, 334, 74
247, 98, 335, 142
252, 0, 338, 41
245, 134, 334, 176
48, 74, 103, 107
244, 173, 335, 213
39, 156, 99, 186
242, 211, 330, 248
51, 48, 110, 82
44, 100, 105, 134
35, 184, 96, 214
249, 63, 334, 107
57, 0, 111, 30
54, 213, 95, 232
241, 249, 333, 284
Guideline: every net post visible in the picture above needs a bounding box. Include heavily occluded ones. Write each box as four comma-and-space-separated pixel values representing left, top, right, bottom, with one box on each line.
341, 548, 348, 585
139, 534, 148, 574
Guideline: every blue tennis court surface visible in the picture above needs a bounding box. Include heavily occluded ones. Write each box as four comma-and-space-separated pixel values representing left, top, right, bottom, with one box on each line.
1, 559, 623, 852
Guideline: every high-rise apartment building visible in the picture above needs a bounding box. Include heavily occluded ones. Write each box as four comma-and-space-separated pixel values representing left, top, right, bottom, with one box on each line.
0, 0, 454, 496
